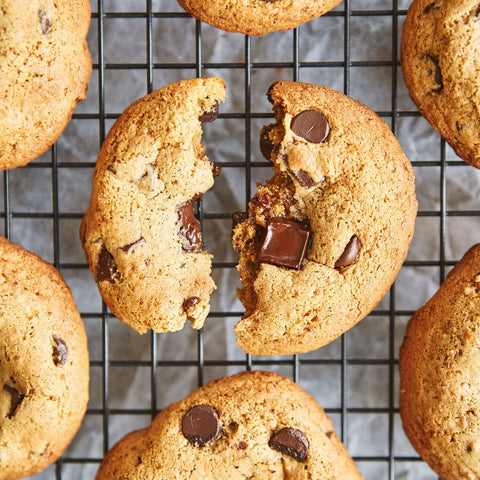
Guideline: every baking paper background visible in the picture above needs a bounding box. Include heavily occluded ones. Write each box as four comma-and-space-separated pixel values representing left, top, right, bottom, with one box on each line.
17, 0, 480, 478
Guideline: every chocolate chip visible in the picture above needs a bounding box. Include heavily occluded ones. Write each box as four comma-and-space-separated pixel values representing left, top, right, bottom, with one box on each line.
96, 245, 118, 283
269, 428, 309, 462
39, 9, 51, 35
106, 165, 117, 174
293, 169, 317, 188
260, 125, 275, 161
335, 235, 361, 269
177, 202, 202, 252
120, 237, 146, 255
53, 337, 68, 366
183, 296, 200, 312
290, 110, 330, 144
211, 163, 222, 178
4, 385, 24, 418
182, 405, 220, 447
422, 54, 443, 94
199, 102, 219, 123
251, 192, 272, 210
231, 211, 248, 230
258, 217, 310, 270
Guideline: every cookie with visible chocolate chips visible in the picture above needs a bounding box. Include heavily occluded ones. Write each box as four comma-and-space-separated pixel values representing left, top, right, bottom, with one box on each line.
0, 236, 89, 480
176, 0, 342, 36
80, 77, 226, 334
95, 371, 363, 480
232, 81, 417, 355
0, 0, 91, 170
401, 0, 480, 168
400, 245, 480, 480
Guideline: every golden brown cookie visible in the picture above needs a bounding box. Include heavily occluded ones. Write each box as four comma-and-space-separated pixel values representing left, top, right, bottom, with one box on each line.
401, 0, 480, 168
0, 236, 89, 480
0, 0, 92, 170
177, 0, 343, 36
80, 77, 226, 334
399, 244, 480, 480
96, 371, 363, 480
232, 81, 418, 355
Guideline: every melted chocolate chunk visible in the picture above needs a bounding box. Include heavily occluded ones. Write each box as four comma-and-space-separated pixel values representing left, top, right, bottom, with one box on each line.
199, 102, 219, 123
290, 110, 330, 143
260, 125, 275, 161
293, 169, 317, 188
182, 405, 220, 447
211, 163, 222, 178
96, 245, 118, 283
258, 217, 310, 270
120, 237, 146, 255
4, 385, 24, 418
178, 202, 202, 252
53, 337, 68, 366
335, 235, 361, 269
183, 296, 200, 312
39, 9, 51, 35
269, 427, 309, 462
422, 54, 443, 94
231, 211, 248, 230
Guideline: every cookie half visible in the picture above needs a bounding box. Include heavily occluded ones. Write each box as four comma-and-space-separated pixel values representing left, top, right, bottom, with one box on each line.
401, 0, 480, 168
177, 0, 342, 36
0, 237, 89, 480
81, 77, 226, 334
400, 245, 480, 480
0, 0, 92, 170
96, 370, 362, 479
232, 81, 417, 355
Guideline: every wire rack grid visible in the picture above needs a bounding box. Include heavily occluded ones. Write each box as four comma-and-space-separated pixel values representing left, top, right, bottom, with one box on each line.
9, 0, 478, 479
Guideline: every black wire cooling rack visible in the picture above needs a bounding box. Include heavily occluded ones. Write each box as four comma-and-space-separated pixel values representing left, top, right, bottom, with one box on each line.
10, 0, 479, 479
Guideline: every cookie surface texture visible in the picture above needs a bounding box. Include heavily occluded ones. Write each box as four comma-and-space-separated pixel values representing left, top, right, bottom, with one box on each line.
0, 0, 92, 170
401, 0, 480, 168
95, 370, 363, 480
177, 0, 343, 36
399, 244, 480, 480
232, 81, 417, 355
0, 236, 89, 480
81, 77, 226, 334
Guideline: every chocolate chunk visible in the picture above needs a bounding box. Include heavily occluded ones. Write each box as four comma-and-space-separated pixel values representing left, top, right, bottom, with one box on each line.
290, 110, 330, 143
269, 427, 309, 462
199, 102, 219, 123
211, 163, 222, 178
4, 385, 24, 418
293, 169, 317, 188
96, 245, 118, 283
39, 9, 51, 35
422, 54, 443, 94
178, 202, 202, 252
231, 211, 248, 230
183, 296, 200, 312
182, 405, 220, 447
120, 237, 146, 255
53, 337, 68, 366
251, 192, 272, 210
335, 235, 361, 269
260, 125, 275, 161
258, 217, 310, 270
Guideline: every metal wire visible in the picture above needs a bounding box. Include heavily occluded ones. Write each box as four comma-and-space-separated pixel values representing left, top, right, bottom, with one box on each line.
8, 0, 478, 478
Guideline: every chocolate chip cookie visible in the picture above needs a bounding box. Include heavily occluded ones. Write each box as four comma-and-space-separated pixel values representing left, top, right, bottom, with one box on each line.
0, 0, 92, 170
177, 0, 342, 36
401, 0, 480, 168
400, 244, 480, 480
80, 77, 226, 334
0, 236, 89, 480
95, 370, 363, 479
232, 81, 418, 355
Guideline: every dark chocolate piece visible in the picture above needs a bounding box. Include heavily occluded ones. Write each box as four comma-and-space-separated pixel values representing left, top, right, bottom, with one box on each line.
422, 54, 443, 94
96, 245, 118, 283
53, 337, 68, 366
211, 163, 222, 178
260, 125, 275, 161
293, 169, 317, 188
178, 202, 202, 252
199, 102, 219, 123
269, 427, 309, 462
4, 385, 24, 418
335, 235, 361, 269
258, 217, 310, 270
290, 110, 330, 143
39, 9, 51, 35
183, 296, 200, 312
182, 405, 220, 447
120, 237, 146, 255
231, 211, 248, 230
251, 192, 272, 210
